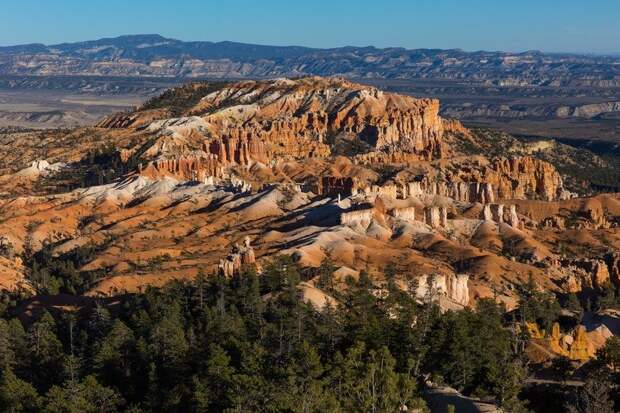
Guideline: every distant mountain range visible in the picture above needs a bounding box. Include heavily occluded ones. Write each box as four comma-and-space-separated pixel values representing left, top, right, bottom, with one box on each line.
1, 34, 620, 86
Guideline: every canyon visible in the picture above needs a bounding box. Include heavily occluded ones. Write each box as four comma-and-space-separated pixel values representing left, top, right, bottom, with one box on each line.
0, 76, 618, 370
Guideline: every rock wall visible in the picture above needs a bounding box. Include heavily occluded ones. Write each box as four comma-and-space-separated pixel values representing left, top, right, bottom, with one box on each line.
547, 323, 595, 361
447, 273, 470, 306
140, 155, 224, 181
401, 180, 495, 204
391, 207, 416, 222
396, 157, 563, 203
206, 132, 269, 166
485, 157, 565, 201
506, 204, 520, 228
355, 184, 399, 200
605, 252, 620, 286
340, 208, 374, 227
568, 325, 593, 361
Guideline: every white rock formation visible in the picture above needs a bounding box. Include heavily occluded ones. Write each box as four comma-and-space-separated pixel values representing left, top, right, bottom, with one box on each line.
16, 160, 65, 178
341, 209, 374, 227
400, 180, 494, 203
506, 204, 519, 228
424, 207, 448, 228
481, 204, 519, 228
447, 274, 470, 306
415, 273, 470, 306
491, 204, 504, 223
482, 204, 493, 221
391, 207, 416, 222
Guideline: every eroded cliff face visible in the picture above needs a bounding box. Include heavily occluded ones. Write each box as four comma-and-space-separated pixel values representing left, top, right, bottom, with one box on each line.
98, 78, 568, 209
489, 157, 565, 201
194, 77, 446, 160
99, 77, 460, 184
139, 155, 224, 181
429, 156, 566, 202
341, 156, 565, 204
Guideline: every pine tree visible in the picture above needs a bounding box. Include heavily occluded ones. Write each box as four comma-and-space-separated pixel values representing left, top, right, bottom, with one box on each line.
566, 375, 615, 413
93, 320, 136, 390
0, 369, 41, 413
0, 319, 16, 371
335, 343, 403, 413
43, 376, 123, 413
317, 258, 336, 292
25, 311, 65, 389
597, 336, 620, 373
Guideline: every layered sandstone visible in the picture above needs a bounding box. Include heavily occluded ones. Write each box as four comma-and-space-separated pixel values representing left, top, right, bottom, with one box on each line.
139, 154, 224, 181
340, 208, 374, 227
192, 77, 448, 161
425, 207, 448, 229
319, 177, 355, 197
485, 157, 565, 201
391, 207, 416, 222
402, 181, 495, 204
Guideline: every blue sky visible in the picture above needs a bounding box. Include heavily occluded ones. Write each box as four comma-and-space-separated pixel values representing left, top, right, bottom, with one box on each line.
1, 0, 619, 53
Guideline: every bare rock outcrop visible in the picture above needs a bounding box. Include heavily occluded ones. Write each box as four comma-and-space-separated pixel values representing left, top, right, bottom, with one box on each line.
398, 157, 563, 203
340, 208, 374, 227
391, 207, 416, 222
447, 274, 470, 306
505, 204, 520, 228
319, 177, 355, 197
480, 204, 520, 228
207, 133, 270, 166
415, 273, 470, 306
547, 323, 595, 361
400, 180, 495, 204
140, 155, 224, 181
559, 258, 611, 292
486, 157, 564, 201
424, 207, 448, 229
355, 184, 399, 200
218, 236, 256, 277
568, 325, 594, 361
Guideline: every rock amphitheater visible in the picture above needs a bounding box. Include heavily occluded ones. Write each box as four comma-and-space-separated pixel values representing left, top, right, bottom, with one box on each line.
0, 76, 619, 362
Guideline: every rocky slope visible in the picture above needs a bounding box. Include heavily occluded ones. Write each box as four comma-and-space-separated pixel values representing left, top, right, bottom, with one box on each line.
0, 77, 618, 332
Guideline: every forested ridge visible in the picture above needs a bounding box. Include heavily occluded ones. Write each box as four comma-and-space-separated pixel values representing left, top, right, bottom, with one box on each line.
0, 256, 618, 412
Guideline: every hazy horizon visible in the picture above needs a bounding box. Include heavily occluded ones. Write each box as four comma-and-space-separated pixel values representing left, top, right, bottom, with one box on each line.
2, 33, 620, 57
1, 0, 619, 55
